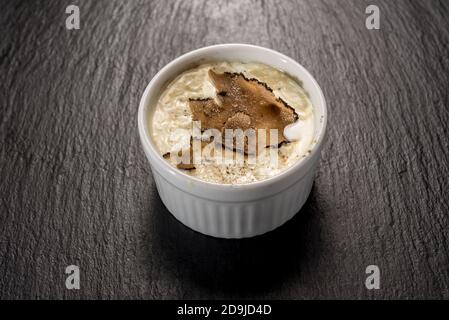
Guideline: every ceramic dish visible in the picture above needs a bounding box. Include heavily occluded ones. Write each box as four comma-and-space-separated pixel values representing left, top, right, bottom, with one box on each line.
138, 44, 327, 239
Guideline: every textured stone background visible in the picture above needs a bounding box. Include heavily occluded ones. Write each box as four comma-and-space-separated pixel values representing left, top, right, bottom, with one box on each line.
0, 0, 448, 299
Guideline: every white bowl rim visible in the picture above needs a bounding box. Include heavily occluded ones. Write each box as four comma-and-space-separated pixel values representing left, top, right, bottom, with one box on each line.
138, 43, 327, 191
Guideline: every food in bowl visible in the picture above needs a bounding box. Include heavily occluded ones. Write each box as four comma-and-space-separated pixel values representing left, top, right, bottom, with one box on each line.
138, 44, 327, 238
150, 62, 315, 184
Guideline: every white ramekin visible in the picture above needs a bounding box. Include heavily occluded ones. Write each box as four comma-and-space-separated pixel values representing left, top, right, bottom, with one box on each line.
138, 44, 327, 239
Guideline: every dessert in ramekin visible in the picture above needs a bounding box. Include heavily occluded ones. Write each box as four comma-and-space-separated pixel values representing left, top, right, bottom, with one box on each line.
138, 44, 327, 239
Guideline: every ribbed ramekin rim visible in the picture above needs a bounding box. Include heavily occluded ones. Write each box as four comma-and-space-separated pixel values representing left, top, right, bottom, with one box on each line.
150, 157, 318, 203
138, 43, 327, 191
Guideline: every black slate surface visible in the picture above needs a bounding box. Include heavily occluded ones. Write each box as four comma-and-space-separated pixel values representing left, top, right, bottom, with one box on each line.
1, 0, 448, 300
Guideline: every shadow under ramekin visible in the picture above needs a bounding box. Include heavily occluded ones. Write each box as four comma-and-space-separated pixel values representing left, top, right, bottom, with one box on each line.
148, 185, 323, 299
